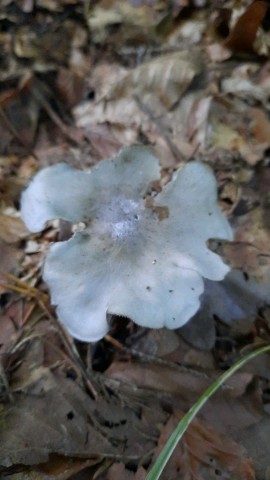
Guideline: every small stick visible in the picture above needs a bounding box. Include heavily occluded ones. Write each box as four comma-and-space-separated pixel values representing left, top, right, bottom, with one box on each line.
22, 301, 36, 326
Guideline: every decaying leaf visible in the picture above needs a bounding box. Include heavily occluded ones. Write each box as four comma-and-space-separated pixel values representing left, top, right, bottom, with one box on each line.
234, 416, 270, 480
0, 214, 28, 244
104, 51, 202, 110
207, 97, 267, 166
75, 50, 202, 131
225, 1, 268, 53
107, 360, 254, 407
87, 0, 169, 44
0, 241, 23, 294
0, 366, 165, 469
151, 413, 255, 479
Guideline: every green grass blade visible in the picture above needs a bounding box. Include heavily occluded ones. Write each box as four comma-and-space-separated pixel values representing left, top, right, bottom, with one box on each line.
146, 343, 270, 480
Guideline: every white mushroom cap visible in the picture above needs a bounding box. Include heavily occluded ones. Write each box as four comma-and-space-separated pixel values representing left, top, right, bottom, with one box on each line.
21, 146, 233, 342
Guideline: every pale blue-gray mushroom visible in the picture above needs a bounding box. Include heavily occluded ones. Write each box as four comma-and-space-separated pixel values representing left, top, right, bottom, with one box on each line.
21, 145, 233, 342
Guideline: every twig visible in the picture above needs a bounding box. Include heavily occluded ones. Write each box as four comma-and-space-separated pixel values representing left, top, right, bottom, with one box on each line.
22, 301, 36, 326
1, 272, 47, 301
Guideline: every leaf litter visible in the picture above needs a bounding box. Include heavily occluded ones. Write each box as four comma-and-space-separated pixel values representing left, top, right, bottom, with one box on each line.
1, 0, 270, 479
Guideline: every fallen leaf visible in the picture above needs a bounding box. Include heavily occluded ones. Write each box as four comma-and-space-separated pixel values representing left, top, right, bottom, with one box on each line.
56, 67, 86, 109
0, 241, 24, 294
87, 0, 167, 45
104, 50, 202, 112
151, 413, 255, 479
234, 417, 270, 479
225, 1, 268, 53
207, 97, 267, 165
0, 214, 29, 243
107, 360, 254, 405
0, 367, 164, 469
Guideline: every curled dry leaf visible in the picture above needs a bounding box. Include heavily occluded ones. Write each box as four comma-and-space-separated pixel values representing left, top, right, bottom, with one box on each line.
75, 50, 202, 130
104, 51, 202, 110
225, 1, 268, 53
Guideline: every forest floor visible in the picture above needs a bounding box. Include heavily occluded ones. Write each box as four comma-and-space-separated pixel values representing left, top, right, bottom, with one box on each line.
1, 1, 270, 479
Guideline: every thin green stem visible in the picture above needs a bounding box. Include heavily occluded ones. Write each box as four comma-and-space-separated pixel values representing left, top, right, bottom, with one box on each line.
146, 344, 270, 480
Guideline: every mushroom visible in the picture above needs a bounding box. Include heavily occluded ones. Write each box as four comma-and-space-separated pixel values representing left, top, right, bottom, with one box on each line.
21, 145, 233, 342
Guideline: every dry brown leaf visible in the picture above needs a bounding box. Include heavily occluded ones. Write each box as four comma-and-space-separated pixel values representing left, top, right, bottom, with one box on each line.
75, 51, 202, 130
234, 417, 270, 479
74, 51, 203, 165
201, 384, 263, 440
225, 1, 268, 53
250, 108, 270, 144
0, 365, 164, 469
213, 201, 270, 326
107, 361, 254, 404
200, 190, 270, 327
225, 207, 270, 282
0, 214, 29, 243
103, 51, 202, 112
221, 72, 267, 104
0, 240, 24, 294
83, 124, 123, 160
0, 209, 29, 292
87, 0, 167, 44
56, 67, 86, 109
207, 97, 267, 165
150, 413, 255, 480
